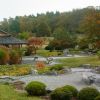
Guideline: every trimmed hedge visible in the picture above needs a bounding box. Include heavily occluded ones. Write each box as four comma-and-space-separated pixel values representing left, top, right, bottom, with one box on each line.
50, 64, 64, 71
78, 87, 99, 100
50, 87, 72, 100
95, 95, 100, 100
63, 85, 78, 97
25, 81, 46, 96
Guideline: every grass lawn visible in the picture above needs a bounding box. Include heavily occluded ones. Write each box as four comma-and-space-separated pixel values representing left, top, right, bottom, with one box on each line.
58, 56, 100, 67
0, 84, 43, 100
37, 49, 62, 57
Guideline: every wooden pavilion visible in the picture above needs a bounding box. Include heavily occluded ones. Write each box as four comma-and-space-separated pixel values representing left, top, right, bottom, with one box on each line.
0, 30, 27, 48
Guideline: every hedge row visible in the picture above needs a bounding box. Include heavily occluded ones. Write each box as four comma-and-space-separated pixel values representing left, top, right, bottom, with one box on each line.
25, 81, 100, 100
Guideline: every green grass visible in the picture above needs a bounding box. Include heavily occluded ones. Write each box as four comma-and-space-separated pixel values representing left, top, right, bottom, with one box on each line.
0, 65, 32, 76
0, 84, 43, 100
37, 49, 62, 57
58, 56, 100, 67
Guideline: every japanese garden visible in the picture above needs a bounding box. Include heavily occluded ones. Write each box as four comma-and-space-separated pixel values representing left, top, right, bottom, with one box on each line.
0, 4, 100, 100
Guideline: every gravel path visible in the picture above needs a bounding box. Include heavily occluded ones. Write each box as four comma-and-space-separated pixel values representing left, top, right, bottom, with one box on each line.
21, 55, 100, 91
19, 72, 100, 91
22, 55, 86, 64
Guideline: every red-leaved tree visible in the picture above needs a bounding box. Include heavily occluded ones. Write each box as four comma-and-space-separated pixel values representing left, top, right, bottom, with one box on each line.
28, 37, 44, 54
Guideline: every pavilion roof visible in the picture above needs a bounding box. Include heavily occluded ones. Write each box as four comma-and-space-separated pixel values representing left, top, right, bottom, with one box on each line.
0, 29, 27, 45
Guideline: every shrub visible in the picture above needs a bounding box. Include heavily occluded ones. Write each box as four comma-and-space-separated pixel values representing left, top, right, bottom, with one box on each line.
97, 51, 100, 59
15, 67, 31, 76
95, 95, 100, 100
25, 46, 35, 56
0, 65, 31, 76
45, 45, 54, 51
78, 87, 99, 100
0, 46, 9, 65
25, 81, 46, 96
9, 50, 20, 64
37, 67, 50, 75
50, 87, 72, 100
63, 85, 78, 97
50, 64, 64, 71
36, 61, 45, 70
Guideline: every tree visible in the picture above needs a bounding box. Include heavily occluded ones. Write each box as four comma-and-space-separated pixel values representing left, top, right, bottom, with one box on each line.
36, 22, 51, 37
77, 36, 89, 49
0, 18, 9, 32
8, 17, 20, 33
19, 16, 28, 32
80, 8, 100, 49
18, 32, 30, 40
28, 37, 44, 54
0, 6, 99, 39
47, 27, 76, 50
53, 27, 67, 40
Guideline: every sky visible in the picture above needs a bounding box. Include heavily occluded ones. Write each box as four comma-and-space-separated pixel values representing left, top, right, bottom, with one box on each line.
0, 0, 99, 21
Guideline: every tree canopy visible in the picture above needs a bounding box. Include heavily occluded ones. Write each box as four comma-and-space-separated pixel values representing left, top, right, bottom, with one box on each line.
0, 7, 99, 37
0, 6, 99, 50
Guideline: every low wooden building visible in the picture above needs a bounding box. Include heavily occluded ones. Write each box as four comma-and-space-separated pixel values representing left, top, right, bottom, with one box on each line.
0, 30, 27, 47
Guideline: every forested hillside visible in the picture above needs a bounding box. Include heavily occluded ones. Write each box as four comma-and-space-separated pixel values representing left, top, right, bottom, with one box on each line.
0, 7, 99, 37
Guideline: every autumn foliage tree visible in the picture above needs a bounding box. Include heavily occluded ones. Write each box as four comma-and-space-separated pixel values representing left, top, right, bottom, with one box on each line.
27, 37, 44, 55
80, 8, 100, 49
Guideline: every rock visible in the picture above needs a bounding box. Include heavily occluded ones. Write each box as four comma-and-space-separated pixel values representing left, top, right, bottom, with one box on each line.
33, 56, 38, 61
31, 69, 38, 75
46, 88, 52, 94
63, 68, 72, 73
12, 81, 25, 90
80, 64, 91, 68
46, 70, 58, 75
95, 67, 100, 73
46, 57, 53, 64
0, 76, 16, 83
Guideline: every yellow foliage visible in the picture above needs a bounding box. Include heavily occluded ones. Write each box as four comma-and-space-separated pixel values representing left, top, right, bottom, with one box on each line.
0, 66, 31, 76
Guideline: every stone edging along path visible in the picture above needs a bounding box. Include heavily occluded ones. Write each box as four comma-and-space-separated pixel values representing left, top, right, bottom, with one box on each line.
17, 69, 100, 91
0, 68, 100, 91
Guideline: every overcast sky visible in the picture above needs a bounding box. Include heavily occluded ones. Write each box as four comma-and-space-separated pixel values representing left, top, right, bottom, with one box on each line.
0, 0, 99, 21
